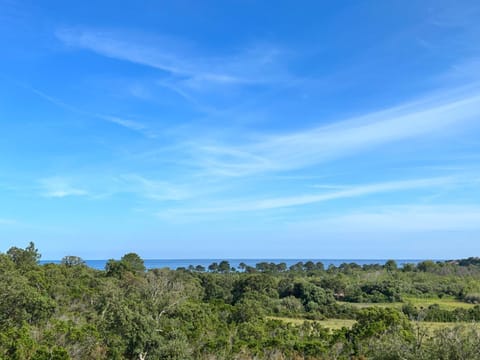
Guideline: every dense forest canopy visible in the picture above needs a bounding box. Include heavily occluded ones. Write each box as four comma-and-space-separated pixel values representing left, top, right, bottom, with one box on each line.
1, 242, 480, 359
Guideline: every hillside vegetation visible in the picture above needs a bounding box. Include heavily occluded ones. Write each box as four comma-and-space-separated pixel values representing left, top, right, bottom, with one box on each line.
1, 243, 480, 359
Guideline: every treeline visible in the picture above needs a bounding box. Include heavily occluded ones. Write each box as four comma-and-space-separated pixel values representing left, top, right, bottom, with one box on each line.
182, 258, 480, 275
1, 242, 480, 359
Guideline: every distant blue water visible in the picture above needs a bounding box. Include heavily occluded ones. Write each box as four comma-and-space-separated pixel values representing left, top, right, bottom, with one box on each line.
40, 258, 424, 271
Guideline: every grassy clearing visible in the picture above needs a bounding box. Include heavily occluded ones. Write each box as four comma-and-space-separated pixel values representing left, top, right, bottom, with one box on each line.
266, 316, 310, 325
267, 316, 356, 330
337, 301, 403, 309
268, 317, 480, 333
337, 296, 474, 310
417, 321, 479, 330
402, 296, 475, 309
315, 319, 357, 330
414, 321, 480, 335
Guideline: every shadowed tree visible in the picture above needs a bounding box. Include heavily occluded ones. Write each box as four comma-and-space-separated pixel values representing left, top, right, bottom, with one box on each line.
208, 262, 219, 272
384, 260, 398, 272
121, 253, 146, 273
7, 242, 40, 270
105, 253, 145, 278
218, 260, 231, 273
61, 256, 85, 267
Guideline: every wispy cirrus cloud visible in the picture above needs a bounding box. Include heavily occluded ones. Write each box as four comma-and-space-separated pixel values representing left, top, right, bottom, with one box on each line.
55, 27, 289, 88
20, 84, 155, 137
117, 174, 191, 201
291, 204, 480, 233
96, 115, 155, 138
39, 177, 88, 198
158, 176, 452, 216
35, 173, 195, 202
188, 88, 480, 176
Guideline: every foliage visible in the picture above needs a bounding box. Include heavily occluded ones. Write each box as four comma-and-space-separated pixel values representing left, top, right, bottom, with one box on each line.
2, 243, 480, 359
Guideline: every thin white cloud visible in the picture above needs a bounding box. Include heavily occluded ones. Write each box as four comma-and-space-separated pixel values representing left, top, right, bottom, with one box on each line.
118, 174, 191, 201
39, 177, 88, 198
55, 28, 288, 87
248, 178, 450, 210
190, 88, 480, 176
439, 58, 480, 85
16, 83, 154, 137
291, 205, 480, 233
158, 176, 452, 215
97, 115, 155, 138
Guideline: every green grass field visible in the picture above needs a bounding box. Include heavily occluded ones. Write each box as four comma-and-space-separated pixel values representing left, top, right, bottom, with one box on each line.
402, 296, 475, 309
337, 296, 475, 310
337, 301, 403, 309
315, 319, 356, 330
418, 321, 478, 331
268, 296, 478, 332
267, 316, 356, 329
268, 316, 480, 332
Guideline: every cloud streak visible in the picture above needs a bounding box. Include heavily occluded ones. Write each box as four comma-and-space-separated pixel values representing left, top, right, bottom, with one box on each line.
159, 176, 452, 215
97, 115, 155, 138
55, 28, 288, 88
117, 174, 191, 201
34, 173, 197, 202
19, 83, 154, 137
292, 205, 480, 233
39, 177, 88, 198
189, 88, 480, 176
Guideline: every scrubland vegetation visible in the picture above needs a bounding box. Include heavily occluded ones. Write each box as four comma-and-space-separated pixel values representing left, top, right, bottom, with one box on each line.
2, 243, 480, 359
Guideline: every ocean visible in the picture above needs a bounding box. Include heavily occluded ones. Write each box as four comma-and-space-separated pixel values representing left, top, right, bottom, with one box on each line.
40, 258, 425, 270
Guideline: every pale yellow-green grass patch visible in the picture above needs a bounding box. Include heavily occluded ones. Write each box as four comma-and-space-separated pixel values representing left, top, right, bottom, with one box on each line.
336, 301, 403, 309
402, 296, 475, 309
337, 296, 474, 310
267, 316, 355, 330
268, 316, 480, 332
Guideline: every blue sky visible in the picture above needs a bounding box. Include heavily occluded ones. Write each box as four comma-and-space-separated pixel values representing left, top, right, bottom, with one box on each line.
1, 0, 480, 259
